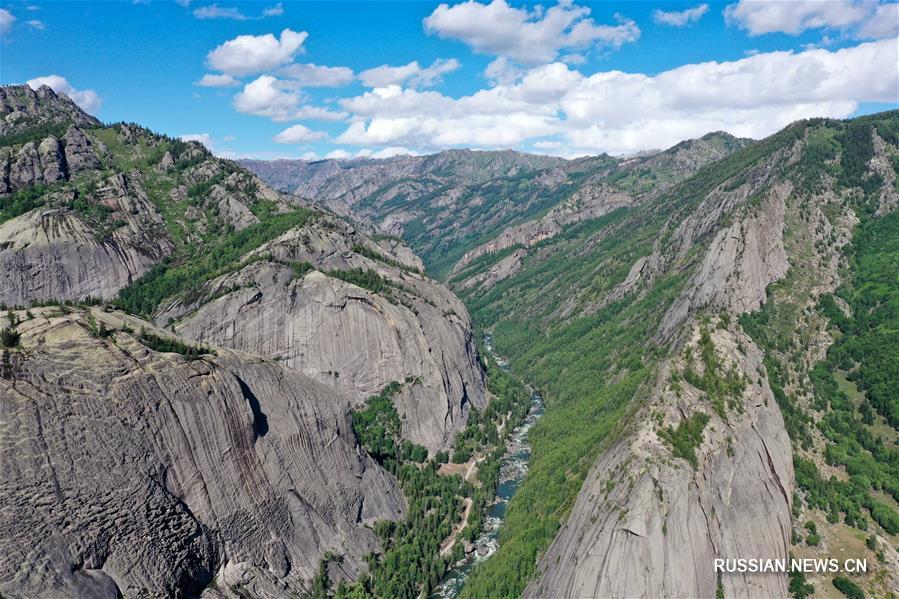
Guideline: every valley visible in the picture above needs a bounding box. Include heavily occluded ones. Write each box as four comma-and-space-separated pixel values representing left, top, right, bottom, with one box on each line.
2, 82, 898, 599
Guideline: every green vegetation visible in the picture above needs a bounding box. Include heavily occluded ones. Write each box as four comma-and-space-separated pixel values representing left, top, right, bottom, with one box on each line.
832, 576, 865, 599
115, 208, 316, 315
327, 268, 400, 299
352, 382, 429, 465
788, 567, 815, 599
681, 323, 746, 418
0, 121, 69, 148
137, 328, 213, 360
0, 327, 20, 348
659, 411, 710, 469
0, 185, 48, 223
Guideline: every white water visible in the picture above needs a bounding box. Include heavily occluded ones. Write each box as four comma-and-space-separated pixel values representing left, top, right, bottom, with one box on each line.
432, 334, 545, 598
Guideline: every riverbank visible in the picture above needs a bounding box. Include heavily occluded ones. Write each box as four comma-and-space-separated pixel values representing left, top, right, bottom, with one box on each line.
432, 334, 545, 598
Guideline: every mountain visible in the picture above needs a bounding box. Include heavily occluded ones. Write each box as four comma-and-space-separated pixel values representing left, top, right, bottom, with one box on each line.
0, 85, 491, 597
244, 134, 751, 279
3, 82, 898, 599
0, 306, 403, 598
242, 149, 585, 277
448, 131, 752, 289
452, 112, 899, 598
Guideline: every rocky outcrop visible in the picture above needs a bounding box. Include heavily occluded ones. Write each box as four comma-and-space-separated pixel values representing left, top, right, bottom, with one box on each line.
0, 126, 103, 196
871, 130, 899, 216
0, 307, 404, 599
525, 322, 794, 599
63, 126, 102, 173
0, 173, 174, 305
455, 185, 633, 274
157, 216, 487, 452
659, 183, 790, 339
457, 247, 527, 291
0, 85, 100, 137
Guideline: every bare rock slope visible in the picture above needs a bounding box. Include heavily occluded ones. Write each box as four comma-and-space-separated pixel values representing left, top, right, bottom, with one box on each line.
0, 307, 403, 598
156, 215, 486, 452
525, 323, 793, 599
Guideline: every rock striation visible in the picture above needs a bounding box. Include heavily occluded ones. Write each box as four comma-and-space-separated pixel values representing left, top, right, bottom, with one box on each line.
0, 307, 404, 598
156, 215, 487, 452
525, 323, 794, 599
0, 173, 174, 305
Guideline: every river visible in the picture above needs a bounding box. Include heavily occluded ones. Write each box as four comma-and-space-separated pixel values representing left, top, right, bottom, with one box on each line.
432, 333, 545, 598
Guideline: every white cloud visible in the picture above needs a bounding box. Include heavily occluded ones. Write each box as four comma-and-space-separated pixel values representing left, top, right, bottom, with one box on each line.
372, 146, 416, 158
26, 75, 103, 113
206, 28, 307, 76
653, 4, 709, 27
233, 75, 347, 121
858, 2, 899, 39
325, 149, 352, 159
331, 38, 897, 155
1, 8, 16, 33
234, 75, 299, 120
280, 63, 355, 87
25, 19, 44, 29
724, 0, 873, 36
196, 73, 240, 87
300, 151, 319, 160
485, 57, 522, 85
359, 58, 461, 88
262, 2, 283, 17
423, 0, 639, 64
273, 124, 328, 143
292, 105, 349, 121
193, 4, 248, 20
179, 133, 213, 146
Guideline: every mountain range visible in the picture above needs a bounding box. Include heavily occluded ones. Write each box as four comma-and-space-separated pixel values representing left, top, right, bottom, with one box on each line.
2, 83, 897, 599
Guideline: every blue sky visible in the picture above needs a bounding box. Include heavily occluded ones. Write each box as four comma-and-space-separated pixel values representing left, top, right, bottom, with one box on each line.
1, 0, 897, 159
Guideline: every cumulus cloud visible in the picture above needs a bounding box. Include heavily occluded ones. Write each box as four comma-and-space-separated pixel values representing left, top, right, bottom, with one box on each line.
233, 75, 347, 121
359, 58, 461, 88
332, 38, 897, 155
206, 28, 307, 76
484, 57, 522, 85
653, 4, 709, 27
325, 149, 352, 159
196, 73, 240, 87
179, 133, 213, 146
423, 0, 639, 64
273, 124, 328, 143
25, 19, 44, 29
26, 75, 103, 113
1, 8, 16, 33
857, 2, 899, 39
724, 0, 877, 36
280, 63, 355, 87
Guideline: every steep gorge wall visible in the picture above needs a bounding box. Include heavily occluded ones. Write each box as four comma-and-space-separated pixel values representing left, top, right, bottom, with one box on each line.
0, 308, 403, 598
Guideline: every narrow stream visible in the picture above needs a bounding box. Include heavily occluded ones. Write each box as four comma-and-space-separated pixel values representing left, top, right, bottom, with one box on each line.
433, 333, 545, 599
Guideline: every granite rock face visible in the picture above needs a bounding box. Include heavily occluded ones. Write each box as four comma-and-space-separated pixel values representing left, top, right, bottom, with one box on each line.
525, 323, 794, 599
0, 308, 404, 598
157, 216, 487, 452
659, 184, 790, 339
0, 85, 100, 137
0, 172, 174, 305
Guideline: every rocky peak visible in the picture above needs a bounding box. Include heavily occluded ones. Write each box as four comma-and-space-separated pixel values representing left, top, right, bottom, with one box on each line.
0, 84, 100, 138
